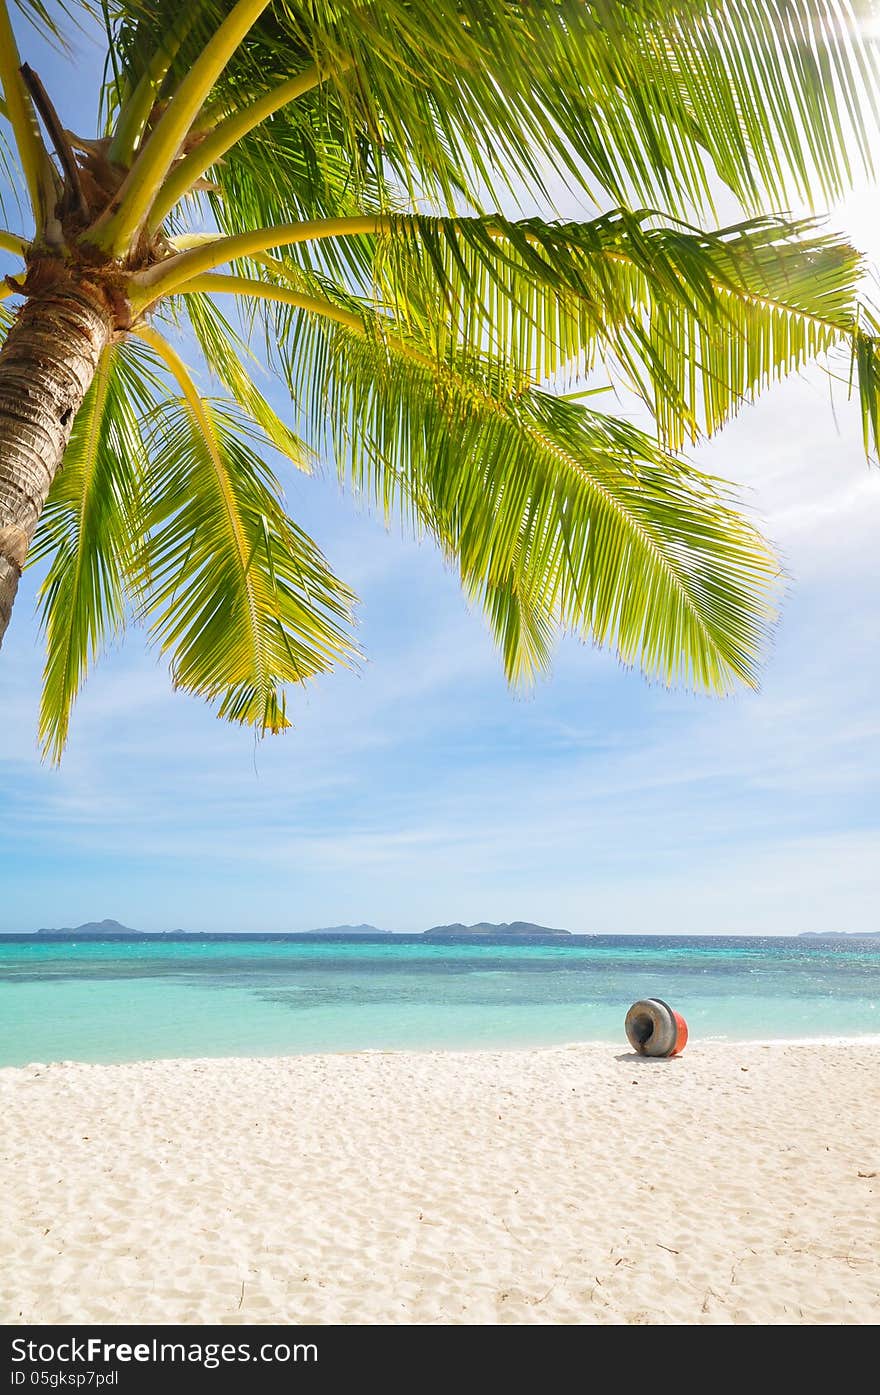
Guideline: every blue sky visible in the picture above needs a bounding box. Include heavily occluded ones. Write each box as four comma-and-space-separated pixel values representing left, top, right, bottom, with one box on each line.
1, 15, 879, 934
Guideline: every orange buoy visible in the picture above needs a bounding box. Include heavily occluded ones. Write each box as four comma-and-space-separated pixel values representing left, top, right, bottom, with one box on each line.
625, 998, 688, 1057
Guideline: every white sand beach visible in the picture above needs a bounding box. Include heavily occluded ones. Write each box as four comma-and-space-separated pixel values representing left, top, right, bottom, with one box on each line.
1, 1041, 878, 1325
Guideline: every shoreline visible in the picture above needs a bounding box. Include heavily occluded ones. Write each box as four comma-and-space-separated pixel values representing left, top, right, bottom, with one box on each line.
4, 1030, 880, 1073
2, 1040, 878, 1324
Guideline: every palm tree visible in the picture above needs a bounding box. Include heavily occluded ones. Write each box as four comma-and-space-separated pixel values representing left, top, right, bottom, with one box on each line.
1, 0, 878, 760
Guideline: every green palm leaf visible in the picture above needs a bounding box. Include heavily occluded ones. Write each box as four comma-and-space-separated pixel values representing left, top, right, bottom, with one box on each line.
258, 284, 779, 691
29, 340, 159, 762
368, 210, 864, 448
132, 332, 356, 730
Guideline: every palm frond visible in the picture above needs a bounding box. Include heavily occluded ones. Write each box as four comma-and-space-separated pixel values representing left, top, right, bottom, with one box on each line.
257, 281, 779, 692
368, 210, 864, 448
29, 339, 159, 762
131, 330, 357, 730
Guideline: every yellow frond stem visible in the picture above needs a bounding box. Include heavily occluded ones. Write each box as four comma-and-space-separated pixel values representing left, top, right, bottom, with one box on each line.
173, 272, 366, 334
108, 14, 197, 166
147, 58, 354, 232
86, 0, 272, 255
0, 228, 28, 258
166, 233, 222, 251
129, 216, 389, 310
130, 324, 210, 425
0, 0, 51, 227
177, 272, 510, 393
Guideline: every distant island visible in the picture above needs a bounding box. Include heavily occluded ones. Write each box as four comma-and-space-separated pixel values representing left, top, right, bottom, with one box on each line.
22, 917, 572, 941
35, 918, 189, 938
37, 918, 140, 936
423, 921, 571, 941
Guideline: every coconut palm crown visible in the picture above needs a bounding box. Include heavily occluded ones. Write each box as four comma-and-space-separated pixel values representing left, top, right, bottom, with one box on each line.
1, 0, 879, 759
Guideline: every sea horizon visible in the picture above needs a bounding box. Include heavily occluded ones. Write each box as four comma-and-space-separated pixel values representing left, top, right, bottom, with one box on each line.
3, 927, 878, 940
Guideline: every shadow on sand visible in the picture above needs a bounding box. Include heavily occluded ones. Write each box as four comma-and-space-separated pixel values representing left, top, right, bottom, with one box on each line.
613, 1051, 683, 1064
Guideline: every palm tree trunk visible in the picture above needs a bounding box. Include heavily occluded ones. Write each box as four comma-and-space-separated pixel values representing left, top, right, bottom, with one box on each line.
0, 281, 112, 647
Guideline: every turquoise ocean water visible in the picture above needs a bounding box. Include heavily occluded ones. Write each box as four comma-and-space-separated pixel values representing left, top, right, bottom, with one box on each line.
0, 935, 878, 1066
